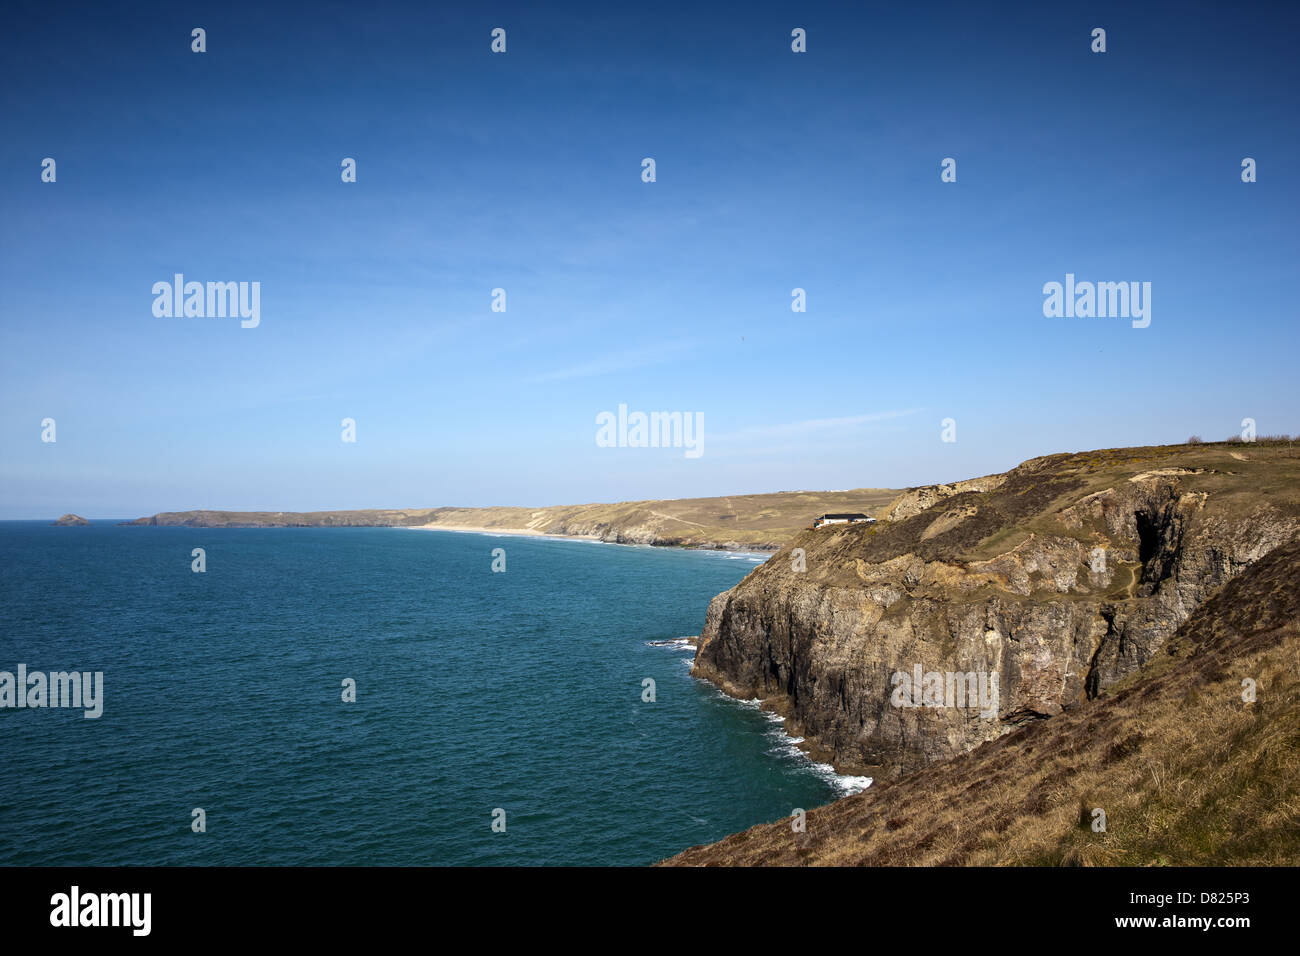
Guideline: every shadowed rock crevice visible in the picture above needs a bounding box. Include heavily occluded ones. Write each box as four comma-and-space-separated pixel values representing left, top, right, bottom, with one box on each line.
1134, 498, 1183, 595
1085, 607, 1120, 700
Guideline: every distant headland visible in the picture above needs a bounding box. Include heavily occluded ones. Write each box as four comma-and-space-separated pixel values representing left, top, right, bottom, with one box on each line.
116, 489, 900, 552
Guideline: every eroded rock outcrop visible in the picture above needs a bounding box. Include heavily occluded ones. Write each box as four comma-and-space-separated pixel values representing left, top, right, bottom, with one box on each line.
692, 444, 1300, 778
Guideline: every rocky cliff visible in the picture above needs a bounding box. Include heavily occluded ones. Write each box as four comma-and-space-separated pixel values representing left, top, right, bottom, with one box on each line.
691, 442, 1300, 779
666, 534, 1300, 865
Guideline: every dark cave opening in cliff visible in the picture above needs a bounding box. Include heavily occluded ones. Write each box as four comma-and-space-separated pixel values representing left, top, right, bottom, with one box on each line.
1135, 510, 1161, 575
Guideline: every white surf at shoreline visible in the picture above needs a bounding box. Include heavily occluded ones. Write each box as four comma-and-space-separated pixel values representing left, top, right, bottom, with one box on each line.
737, 698, 873, 796
647, 640, 872, 797
408, 523, 775, 559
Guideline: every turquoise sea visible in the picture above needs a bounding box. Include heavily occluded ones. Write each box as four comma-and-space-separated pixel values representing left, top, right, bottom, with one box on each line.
0, 522, 865, 865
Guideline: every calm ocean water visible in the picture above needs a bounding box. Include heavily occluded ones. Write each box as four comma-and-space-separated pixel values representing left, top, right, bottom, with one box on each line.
0, 521, 864, 866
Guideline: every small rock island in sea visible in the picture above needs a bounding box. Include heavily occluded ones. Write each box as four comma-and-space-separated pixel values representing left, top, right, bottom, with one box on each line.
52, 514, 91, 526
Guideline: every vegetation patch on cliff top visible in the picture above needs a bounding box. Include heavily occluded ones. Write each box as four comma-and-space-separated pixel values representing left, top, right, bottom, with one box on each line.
738, 442, 1300, 592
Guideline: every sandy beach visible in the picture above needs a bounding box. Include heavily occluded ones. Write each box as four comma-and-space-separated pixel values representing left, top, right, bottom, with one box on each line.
409, 523, 602, 542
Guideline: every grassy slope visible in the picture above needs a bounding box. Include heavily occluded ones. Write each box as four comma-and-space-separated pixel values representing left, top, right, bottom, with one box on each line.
663, 536, 1300, 866
418, 489, 899, 548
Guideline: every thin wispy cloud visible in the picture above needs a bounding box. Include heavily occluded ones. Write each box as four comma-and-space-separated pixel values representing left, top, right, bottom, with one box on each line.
525, 342, 693, 383
711, 409, 923, 444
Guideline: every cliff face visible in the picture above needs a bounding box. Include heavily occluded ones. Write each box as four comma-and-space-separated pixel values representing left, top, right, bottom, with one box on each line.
691, 444, 1300, 778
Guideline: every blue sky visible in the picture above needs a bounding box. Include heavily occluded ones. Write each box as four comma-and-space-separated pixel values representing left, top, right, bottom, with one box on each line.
2, 1, 1297, 518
